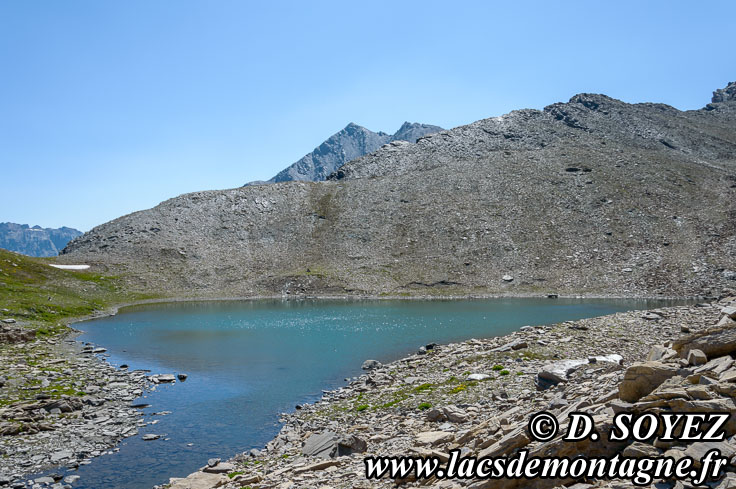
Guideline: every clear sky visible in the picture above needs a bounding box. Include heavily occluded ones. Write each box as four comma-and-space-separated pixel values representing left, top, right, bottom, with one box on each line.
2, 1, 734, 231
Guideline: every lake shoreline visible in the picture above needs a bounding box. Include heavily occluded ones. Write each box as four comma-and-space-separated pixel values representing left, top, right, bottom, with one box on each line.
162, 296, 736, 489
0, 293, 712, 488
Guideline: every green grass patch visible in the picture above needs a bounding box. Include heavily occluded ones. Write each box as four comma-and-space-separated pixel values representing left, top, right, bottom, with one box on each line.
0, 249, 159, 335
418, 402, 432, 410
412, 383, 434, 393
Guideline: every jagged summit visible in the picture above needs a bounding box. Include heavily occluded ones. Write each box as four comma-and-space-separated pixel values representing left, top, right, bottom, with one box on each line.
245, 121, 443, 185
712, 81, 736, 103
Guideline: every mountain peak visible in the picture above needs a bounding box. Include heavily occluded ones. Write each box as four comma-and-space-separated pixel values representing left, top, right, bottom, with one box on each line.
246, 120, 444, 185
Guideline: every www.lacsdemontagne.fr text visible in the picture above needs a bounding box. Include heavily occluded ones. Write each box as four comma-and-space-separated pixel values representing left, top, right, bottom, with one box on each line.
364, 448, 728, 486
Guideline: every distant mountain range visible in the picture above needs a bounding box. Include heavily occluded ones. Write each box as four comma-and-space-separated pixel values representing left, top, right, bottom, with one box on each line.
245, 121, 444, 185
0, 222, 82, 257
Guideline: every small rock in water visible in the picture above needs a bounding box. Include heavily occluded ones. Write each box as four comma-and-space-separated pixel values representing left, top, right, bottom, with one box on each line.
177, 373, 188, 381
207, 458, 221, 467
142, 434, 160, 441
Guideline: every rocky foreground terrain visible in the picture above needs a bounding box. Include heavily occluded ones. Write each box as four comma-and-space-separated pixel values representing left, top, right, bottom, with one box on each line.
0, 317, 180, 488
164, 291, 736, 489
61, 82, 736, 298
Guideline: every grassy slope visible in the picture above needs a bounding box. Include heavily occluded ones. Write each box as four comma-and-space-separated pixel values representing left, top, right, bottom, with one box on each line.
0, 248, 157, 336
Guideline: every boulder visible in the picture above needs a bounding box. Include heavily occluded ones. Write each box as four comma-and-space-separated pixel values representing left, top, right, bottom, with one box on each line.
687, 349, 708, 366
536, 360, 587, 389
361, 359, 381, 370
477, 427, 529, 458
415, 431, 454, 446
641, 312, 662, 320
618, 361, 680, 402
168, 471, 227, 489
202, 461, 235, 474
466, 373, 490, 381
152, 374, 176, 383
647, 345, 676, 361
492, 340, 528, 352
683, 441, 736, 468
338, 434, 367, 454
426, 408, 446, 422
721, 305, 736, 319
302, 432, 339, 458
301, 432, 366, 458
672, 322, 736, 358
442, 405, 469, 423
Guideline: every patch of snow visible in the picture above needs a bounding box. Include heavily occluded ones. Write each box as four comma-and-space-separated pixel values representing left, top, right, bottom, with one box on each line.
49, 264, 90, 270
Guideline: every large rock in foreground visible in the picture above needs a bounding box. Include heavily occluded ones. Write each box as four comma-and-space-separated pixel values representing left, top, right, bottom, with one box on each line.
618, 361, 680, 402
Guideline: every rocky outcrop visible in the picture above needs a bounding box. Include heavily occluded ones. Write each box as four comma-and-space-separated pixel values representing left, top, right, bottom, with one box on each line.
248, 121, 443, 184
61, 82, 736, 298
0, 223, 82, 257
712, 81, 736, 103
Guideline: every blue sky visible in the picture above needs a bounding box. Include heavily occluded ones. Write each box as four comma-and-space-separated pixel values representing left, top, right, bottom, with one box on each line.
2, 1, 734, 231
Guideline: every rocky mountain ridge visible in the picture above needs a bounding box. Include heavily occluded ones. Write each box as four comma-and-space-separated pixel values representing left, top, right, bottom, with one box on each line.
0, 223, 82, 257
60, 82, 736, 298
247, 122, 444, 184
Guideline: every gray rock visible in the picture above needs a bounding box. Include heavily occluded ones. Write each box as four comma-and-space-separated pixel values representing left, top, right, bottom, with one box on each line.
687, 349, 708, 366
442, 405, 469, 423
361, 360, 381, 370
202, 461, 235, 474
466, 373, 490, 381
302, 432, 339, 458
619, 361, 680, 402
536, 360, 587, 389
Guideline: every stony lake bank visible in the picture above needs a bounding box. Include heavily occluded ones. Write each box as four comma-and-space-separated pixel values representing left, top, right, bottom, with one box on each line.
0, 318, 185, 488
162, 290, 736, 489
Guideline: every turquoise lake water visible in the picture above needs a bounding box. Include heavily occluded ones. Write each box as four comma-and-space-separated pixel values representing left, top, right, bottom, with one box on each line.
51, 298, 682, 488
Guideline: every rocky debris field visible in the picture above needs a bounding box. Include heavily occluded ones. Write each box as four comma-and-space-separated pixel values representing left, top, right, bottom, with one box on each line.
0, 322, 181, 489
164, 291, 736, 489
